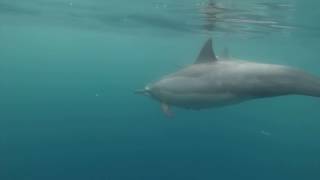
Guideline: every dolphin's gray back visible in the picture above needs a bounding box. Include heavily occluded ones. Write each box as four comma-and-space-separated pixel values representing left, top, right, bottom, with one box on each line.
178, 61, 319, 94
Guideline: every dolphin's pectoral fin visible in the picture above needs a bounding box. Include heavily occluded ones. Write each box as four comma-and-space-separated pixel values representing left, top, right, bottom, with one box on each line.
194, 38, 217, 64
161, 102, 174, 117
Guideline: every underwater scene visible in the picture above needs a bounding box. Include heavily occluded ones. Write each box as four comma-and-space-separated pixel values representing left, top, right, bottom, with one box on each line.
1, 0, 320, 179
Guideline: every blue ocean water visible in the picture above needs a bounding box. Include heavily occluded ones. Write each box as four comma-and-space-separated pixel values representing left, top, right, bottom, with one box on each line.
1, 0, 320, 179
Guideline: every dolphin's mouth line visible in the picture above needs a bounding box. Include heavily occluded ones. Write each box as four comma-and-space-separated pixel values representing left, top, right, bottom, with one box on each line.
135, 85, 152, 96
134, 89, 147, 94
134, 88, 152, 96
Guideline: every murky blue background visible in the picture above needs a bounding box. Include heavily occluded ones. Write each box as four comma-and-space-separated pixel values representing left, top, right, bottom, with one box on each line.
1, 0, 320, 179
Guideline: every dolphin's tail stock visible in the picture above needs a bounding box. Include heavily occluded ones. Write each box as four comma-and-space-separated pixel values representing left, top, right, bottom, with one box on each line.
308, 85, 320, 97
298, 76, 320, 97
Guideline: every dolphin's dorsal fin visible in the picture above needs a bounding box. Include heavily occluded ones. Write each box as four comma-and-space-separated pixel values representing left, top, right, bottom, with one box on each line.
194, 38, 217, 64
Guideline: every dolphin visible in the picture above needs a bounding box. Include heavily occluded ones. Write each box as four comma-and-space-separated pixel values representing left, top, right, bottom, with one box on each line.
136, 38, 320, 116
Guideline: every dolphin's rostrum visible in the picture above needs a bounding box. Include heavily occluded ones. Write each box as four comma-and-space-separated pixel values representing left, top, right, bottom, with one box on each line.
137, 38, 320, 116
